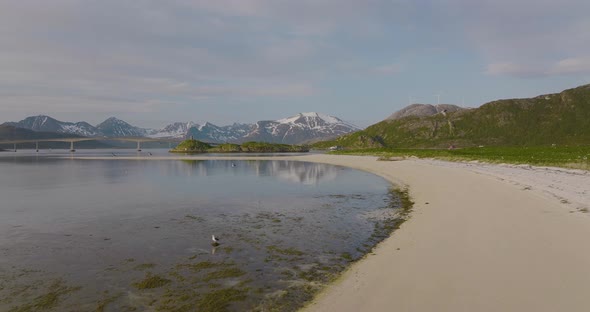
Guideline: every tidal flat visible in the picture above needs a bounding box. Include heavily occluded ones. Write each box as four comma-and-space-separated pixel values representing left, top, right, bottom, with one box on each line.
0, 153, 407, 311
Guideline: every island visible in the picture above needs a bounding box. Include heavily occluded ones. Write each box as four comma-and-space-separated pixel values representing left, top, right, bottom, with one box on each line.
169, 139, 309, 153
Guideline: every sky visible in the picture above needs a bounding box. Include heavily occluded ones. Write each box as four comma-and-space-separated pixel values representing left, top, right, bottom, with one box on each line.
1, 0, 589, 129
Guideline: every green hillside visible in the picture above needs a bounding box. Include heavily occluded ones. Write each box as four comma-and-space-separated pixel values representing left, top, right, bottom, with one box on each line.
170, 139, 212, 153
316, 84, 590, 148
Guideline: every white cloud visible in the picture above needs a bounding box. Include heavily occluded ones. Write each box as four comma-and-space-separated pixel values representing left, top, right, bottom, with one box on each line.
486, 56, 590, 77
442, 0, 590, 78
485, 62, 545, 78
551, 57, 590, 75
373, 63, 403, 75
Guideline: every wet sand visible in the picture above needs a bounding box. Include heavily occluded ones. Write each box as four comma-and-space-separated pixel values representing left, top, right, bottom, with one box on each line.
73, 154, 590, 312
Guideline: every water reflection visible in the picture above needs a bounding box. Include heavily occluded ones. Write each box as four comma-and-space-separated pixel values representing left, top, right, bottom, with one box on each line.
178, 160, 338, 184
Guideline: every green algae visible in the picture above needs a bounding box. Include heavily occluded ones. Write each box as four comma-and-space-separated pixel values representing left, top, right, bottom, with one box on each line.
267, 246, 305, 256
196, 288, 249, 312
184, 215, 205, 222
134, 263, 156, 271
8, 279, 81, 312
176, 261, 221, 273
133, 274, 171, 290
203, 268, 246, 282
96, 292, 123, 312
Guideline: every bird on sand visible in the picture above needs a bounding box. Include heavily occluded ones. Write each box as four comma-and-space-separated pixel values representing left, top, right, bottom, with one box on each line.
211, 235, 220, 246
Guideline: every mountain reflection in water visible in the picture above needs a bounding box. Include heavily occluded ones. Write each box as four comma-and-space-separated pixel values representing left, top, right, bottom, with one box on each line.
178, 160, 338, 184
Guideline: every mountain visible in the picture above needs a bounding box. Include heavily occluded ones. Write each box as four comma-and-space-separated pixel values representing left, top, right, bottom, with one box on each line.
0, 125, 111, 149
315, 84, 590, 148
4, 115, 100, 137
95, 117, 147, 137
386, 104, 466, 120
148, 122, 197, 139
0, 124, 81, 141
186, 122, 253, 143
185, 112, 359, 144
243, 112, 358, 144
2, 112, 359, 144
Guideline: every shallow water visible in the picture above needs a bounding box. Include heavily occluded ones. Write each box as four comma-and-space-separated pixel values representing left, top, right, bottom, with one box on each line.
0, 151, 399, 311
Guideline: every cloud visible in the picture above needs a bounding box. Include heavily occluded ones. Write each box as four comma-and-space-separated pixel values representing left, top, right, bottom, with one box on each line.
551, 57, 590, 75
373, 63, 403, 75
0, 0, 346, 118
440, 0, 590, 78
485, 62, 545, 78
486, 56, 590, 77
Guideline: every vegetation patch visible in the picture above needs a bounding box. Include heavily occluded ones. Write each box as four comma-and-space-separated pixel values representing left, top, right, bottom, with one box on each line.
96, 292, 123, 312
170, 139, 309, 154
134, 263, 156, 271
203, 268, 246, 282
267, 246, 306, 256
8, 279, 81, 312
169, 139, 212, 153
176, 261, 221, 273
132, 274, 171, 290
196, 288, 249, 312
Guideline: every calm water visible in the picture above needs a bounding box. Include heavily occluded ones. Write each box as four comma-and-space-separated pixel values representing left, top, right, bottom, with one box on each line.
0, 150, 400, 311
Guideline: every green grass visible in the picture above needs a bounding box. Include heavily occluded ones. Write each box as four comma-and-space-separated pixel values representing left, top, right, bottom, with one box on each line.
331, 146, 590, 170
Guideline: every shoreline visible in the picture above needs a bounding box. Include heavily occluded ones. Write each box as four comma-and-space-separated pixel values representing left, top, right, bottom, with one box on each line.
71, 154, 590, 311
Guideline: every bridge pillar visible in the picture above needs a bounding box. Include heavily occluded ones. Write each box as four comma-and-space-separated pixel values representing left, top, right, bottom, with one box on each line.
137, 141, 142, 152
70, 141, 76, 152
36, 142, 39, 152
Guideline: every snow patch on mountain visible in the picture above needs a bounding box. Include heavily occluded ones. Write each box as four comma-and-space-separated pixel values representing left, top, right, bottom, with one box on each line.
147, 122, 197, 139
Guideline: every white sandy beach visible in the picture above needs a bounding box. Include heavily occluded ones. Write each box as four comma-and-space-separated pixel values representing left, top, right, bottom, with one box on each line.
74, 154, 590, 312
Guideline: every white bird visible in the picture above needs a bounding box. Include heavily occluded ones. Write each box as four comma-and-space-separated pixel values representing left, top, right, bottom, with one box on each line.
211, 235, 220, 246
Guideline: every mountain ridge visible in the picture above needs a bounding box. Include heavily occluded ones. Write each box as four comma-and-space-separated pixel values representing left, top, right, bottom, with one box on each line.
2, 112, 359, 145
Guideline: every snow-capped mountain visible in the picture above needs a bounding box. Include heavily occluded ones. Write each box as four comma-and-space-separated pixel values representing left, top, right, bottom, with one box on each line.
184, 112, 359, 144
186, 122, 254, 143
147, 122, 197, 139
96, 117, 147, 137
3, 112, 359, 144
3, 115, 100, 137
243, 112, 359, 144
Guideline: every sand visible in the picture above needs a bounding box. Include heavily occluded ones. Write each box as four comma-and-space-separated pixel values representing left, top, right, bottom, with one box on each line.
73, 154, 590, 311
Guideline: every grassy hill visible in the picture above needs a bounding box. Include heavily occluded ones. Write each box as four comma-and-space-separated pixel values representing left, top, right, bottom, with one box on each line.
315, 84, 590, 149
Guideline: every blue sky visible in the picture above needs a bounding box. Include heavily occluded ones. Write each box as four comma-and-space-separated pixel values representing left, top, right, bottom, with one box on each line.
1, 0, 589, 128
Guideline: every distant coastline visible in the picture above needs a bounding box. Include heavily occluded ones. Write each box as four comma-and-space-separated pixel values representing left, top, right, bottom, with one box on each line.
169, 139, 309, 154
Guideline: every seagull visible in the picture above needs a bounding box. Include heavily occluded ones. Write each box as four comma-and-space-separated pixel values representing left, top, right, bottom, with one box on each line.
231, 163, 236, 167
211, 235, 220, 246
148, 152, 152, 156
111, 153, 116, 157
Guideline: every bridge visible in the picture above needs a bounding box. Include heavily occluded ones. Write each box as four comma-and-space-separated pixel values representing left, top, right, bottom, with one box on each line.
0, 137, 187, 152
